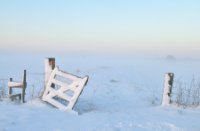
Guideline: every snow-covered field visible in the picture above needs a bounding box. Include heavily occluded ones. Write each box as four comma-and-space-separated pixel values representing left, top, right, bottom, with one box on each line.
1, 54, 200, 131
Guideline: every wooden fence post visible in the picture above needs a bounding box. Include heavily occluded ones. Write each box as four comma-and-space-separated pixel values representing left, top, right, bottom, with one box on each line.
8, 78, 13, 97
22, 70, 26, 103
162, 73, 174, 106
44, 58, 55, 88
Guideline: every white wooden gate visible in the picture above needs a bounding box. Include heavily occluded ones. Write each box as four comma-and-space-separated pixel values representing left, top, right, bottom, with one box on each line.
42, 67, 88, 111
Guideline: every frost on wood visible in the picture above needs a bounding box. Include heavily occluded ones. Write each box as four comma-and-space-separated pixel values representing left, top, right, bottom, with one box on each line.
8, 82, 23, 87
8, 70, 27, 103
162, 73, 174, 106
44, 58, 55, 87
42, 67, 89, 111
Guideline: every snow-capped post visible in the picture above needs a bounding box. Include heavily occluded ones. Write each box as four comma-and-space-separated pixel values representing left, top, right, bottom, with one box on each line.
44, 58, 55, 87
162, 73, 174, 106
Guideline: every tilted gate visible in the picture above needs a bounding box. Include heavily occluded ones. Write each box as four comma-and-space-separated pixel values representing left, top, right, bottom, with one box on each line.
42, 67, 88, 111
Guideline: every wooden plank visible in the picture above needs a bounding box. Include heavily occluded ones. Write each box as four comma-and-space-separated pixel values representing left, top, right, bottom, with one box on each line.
8, 81, 23, 88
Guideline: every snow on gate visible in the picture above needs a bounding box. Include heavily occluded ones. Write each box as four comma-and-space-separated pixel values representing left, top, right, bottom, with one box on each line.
42, 66, 89, 111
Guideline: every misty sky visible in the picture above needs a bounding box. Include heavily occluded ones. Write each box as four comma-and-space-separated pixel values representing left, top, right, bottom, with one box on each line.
0, 0, 200, 57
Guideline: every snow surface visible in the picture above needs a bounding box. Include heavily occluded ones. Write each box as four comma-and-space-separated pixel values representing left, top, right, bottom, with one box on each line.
1, 54, 200, 131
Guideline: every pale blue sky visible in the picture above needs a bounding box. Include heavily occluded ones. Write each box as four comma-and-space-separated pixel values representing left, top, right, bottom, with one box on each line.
0, 0, 200, 57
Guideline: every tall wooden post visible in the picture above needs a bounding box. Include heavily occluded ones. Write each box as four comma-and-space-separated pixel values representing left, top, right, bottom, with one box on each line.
22, 70, 26, 103
8, 78, 13, 97
44, 58, 55, 87
162, 73, 174, 106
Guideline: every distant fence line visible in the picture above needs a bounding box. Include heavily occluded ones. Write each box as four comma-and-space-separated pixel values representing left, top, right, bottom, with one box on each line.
0, 79, 9, 81
27, 72, 45, 76
0, 71, 45, 90
0, 72, 44, 80
1, 70, 200, 108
